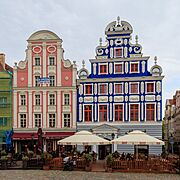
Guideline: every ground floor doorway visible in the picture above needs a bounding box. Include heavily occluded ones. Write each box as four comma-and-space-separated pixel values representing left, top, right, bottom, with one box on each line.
98, 144, 112, 160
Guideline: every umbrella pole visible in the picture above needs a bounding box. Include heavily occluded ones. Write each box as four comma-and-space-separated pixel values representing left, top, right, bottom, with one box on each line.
136, 145, 138, 159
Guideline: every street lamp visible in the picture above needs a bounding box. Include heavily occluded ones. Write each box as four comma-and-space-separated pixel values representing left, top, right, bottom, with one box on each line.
111, 133, 115, 153
31, 133, 34, 152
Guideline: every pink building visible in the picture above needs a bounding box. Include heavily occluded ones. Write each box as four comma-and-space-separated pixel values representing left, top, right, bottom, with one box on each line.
13, 30, 77, 153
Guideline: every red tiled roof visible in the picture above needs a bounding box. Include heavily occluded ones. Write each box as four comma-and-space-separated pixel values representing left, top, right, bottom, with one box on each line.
5, 63, 13, 72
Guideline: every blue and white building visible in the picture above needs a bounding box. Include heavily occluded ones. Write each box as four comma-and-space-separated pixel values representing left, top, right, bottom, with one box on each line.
77, 17, 164, 159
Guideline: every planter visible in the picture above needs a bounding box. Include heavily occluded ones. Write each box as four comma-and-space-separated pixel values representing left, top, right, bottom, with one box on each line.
22, 161, 28, 169
1, 161, 7, 169
85, 165, 92, 171
107, 167, 112, 173
43, 165, 50, 170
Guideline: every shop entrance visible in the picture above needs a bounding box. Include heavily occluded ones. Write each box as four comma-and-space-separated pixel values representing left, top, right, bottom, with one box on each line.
98, 144, 112, 160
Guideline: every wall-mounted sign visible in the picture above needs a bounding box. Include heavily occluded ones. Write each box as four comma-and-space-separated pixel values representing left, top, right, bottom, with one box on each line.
38, 77, 50, 84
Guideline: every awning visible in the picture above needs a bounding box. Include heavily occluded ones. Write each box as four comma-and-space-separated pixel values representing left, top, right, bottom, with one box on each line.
13, 132, 75, 140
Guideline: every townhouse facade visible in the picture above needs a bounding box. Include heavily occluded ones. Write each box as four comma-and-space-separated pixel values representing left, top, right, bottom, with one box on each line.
77, 17, 164, 159
12, 30, 77, 153
0, 53, 13, 150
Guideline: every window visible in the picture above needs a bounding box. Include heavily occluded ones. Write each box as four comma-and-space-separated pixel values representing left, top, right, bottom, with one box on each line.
49, 57, 55, 65
34, 114, 41, 127
20, 114, 26, 128
146, 104, 155, 121
99, 105, 107, 121
35, 57, 40, 66
114, 48, 122, 57
85, 85, 92, 94
130, 104, 139, 121
49, 76, 55, 86
130, 63, 138, 73
35, 94, 40, 106
0, 97, 7, 108
115, 63, 123, 73
64, 94, 70, 105
99, 84, 107, 94
115, 105, 123, 121
99, 64, 107, 74
20, 95, 26, 106
147, 83, 154, 93
115, 84, 123, 94
64, 114, 71, 127
84, 105, 92, 122
130, 83, 138, 94
49, 94, 55, 105
35, 76, 40, 86
49, 114, 55, 128
0, 117, 7, 126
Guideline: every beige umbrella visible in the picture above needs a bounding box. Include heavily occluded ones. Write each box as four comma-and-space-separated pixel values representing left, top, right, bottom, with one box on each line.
112, 130, 164, 145
58, 130, 111, 145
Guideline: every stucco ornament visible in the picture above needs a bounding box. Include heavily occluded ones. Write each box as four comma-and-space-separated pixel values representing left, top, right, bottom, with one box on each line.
18, 60, 27, 69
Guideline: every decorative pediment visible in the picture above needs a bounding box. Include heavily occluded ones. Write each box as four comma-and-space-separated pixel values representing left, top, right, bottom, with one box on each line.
92, 124, 118, 133
28, 30, 62, 42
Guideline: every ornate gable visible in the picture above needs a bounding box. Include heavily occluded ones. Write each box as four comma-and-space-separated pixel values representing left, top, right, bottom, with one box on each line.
92, 124, 118, 133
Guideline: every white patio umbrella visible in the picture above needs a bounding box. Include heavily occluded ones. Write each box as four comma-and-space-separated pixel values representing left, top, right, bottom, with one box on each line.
58, 130, 111, 145
111, 130, 164, 145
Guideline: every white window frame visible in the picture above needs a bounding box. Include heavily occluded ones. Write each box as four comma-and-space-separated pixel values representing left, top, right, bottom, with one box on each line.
34, 56, 41, 66
34, 113, 42, 127
84, 84, 93, 95
114, 47, 123, 58
49, 75, 55, 86
48, 56, 56, 66
63, 93, 71, 105
129, 103, 140, 122
34, 75, 41, 87
113, 103, 124, 122
20, 94, 26, 106
63, 113, 71, 128
98, 63, 108, 75
98, 83, 108, 95
145, 82, 155, 94
83, 104, 93, 122
130, 62, 139, 73
49, 93, 56, 106
114, 62, 124, 74
19, 113, 27, 128
114, 83, 123, 94
145, 102, 156, 122
129, 82, 139, 94
35, 94, 41, 106
98, 104, 108, 122
49, 113, 56, 128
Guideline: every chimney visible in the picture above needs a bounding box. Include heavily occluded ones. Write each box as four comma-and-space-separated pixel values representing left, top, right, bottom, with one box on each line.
0, 53, 5, 70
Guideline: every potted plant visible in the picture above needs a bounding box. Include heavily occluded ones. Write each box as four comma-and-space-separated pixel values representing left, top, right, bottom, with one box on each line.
106, 154, 113, 172
42, 152, 53, 170
28, 151, 34, 159
22, 156, 29, 169
83, 153, 93, 171
1, 155, 8, 169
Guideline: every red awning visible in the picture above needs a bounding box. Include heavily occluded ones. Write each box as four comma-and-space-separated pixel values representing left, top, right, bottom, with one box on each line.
13, 132, 75, 140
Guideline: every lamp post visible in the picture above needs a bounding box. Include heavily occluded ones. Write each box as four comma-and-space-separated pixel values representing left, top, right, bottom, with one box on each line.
111, 133, 115, 153
169, 134, 174, 154
31, 133, 34, 152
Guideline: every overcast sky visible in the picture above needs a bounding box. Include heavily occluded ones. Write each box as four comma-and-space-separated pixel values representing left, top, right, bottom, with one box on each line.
0, 0, 180, 111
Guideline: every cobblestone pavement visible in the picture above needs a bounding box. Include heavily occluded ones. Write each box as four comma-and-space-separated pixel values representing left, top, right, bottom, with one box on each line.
0, 170, 179, 180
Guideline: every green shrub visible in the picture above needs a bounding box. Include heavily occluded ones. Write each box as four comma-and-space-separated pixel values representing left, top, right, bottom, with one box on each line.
22, 156, 29, 161
106, 154, 114, 167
